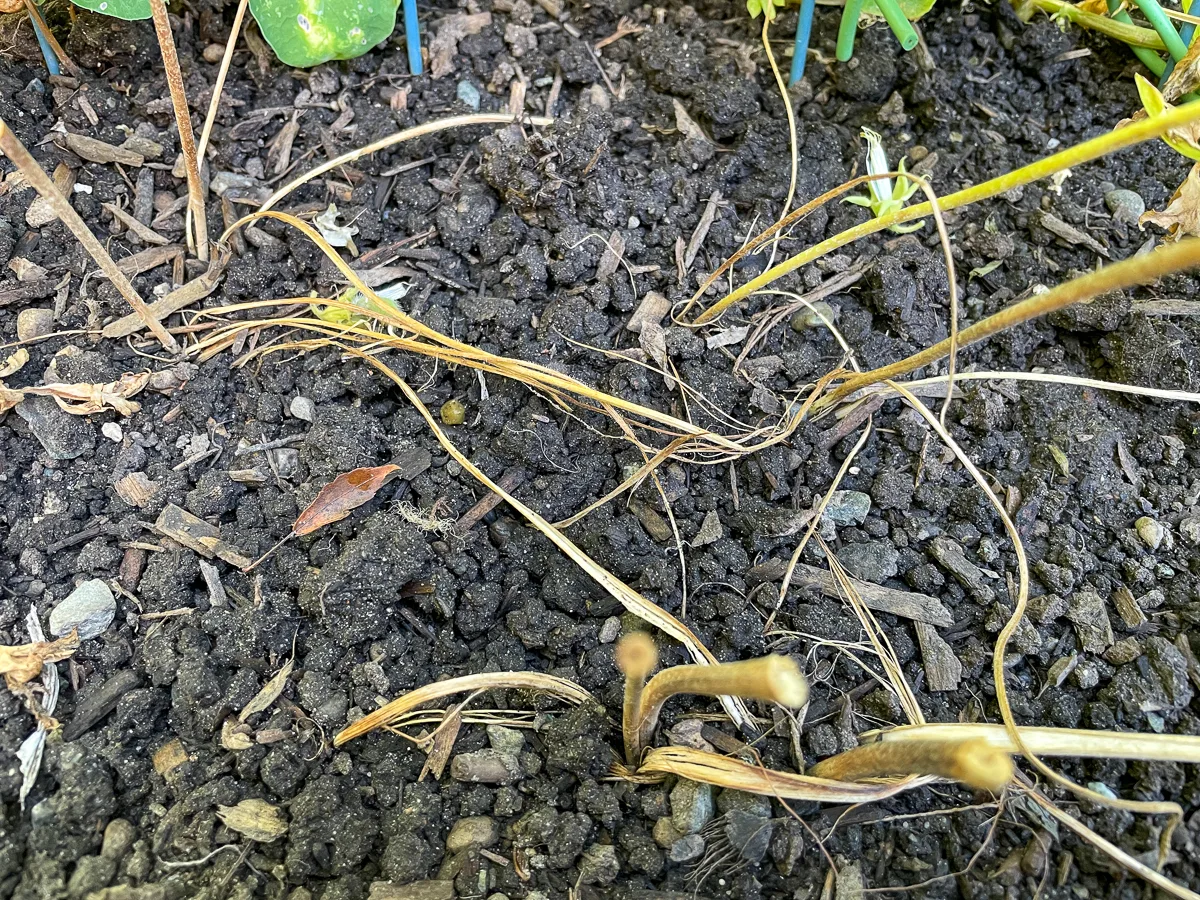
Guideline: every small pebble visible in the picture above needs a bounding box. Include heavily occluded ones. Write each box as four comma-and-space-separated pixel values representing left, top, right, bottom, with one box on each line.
17, 308, 54, 342
598, 616, 621, 644
202, 43, 226, 63
1135, 516, 1165, 551
446, 816, 499, 853
668, 833, 706, 863
290, 396, 315, 422
1179, 516, 1200, 546
1104, 188, 1146, 225
440, 399, 466, 425
457, 80, 481, 111
789, 300, 837, 333
49, 579, 117, 640
451, 749, 519, 784
101, 422, 123, 443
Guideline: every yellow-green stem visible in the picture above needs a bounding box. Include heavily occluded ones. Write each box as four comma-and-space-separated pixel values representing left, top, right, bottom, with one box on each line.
694, 96, 1200, 324
1021, 0, 1168, 48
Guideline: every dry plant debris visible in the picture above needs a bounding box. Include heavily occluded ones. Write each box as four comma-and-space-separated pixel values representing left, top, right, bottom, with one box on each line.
0, 631, 79, 691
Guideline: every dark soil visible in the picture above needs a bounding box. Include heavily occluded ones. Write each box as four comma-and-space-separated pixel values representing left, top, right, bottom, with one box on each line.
3, 0, 1200, 898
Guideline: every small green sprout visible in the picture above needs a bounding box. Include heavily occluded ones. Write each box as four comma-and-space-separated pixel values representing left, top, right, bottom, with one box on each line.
844, 128, 925, 234
1135, 74, 1200, 161
747, 0, 787, 20
315, 282, 409, 326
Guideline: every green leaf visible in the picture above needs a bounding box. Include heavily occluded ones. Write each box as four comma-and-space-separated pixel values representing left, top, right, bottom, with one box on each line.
968, 259, 1003, 281
250, 0, 398, 67
73, 0, 150, 21
1136, 73, 1167, 118
861, 0, 936, 22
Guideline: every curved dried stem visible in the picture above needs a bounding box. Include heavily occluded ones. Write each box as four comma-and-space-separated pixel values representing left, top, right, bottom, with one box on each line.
615, 632, 658, 765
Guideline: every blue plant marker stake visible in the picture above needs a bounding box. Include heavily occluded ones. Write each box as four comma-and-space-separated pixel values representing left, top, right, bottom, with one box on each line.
1161, 21, 1196, 85
789, 0, 816, 86
28, 11, 60, 76
402, 0, 422, 76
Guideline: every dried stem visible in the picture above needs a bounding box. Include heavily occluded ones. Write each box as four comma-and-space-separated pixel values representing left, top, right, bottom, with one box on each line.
149, 0, 208, 261
615, 633, 658, 765
808, 738, 1013, 793
0, 119, 178, 352
195, 0, 249, 162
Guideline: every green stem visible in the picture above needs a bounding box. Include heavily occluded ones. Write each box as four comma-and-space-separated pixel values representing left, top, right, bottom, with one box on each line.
692, 98, 1200, 324
836, 0, 866, 60
1131, 0, 1189, 58
1107, 0, 1168, 75
1022, 0, 1167, 49
873, 0, 919, 50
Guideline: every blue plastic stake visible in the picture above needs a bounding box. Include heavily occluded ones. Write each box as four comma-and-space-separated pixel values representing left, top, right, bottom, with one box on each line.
402, 0, 422, 76
28, 11, 60, 76
789, 0, 816, 86
1161, 21, 1196, 85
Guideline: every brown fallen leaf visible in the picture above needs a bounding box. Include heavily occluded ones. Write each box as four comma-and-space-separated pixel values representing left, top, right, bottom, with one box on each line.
239, 657, 294, 722
1, 631, 80, 691
1141, 163, 1200, 240
0, 348, 28, 379
217, 799, 289, 842
27, 373, 153, 416
1164, 38, 1200, 102
294, 465, 401, 535
155, 503, 254, 568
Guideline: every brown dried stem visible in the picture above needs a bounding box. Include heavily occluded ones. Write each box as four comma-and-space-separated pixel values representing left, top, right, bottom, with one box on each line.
808, 738, 1014, 793
149, 0, 208, 261
0, 119, 178, 352
615, 632, 658, 765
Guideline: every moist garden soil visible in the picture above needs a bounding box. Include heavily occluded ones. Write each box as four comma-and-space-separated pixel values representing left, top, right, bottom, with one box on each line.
3, 0, 1200, 897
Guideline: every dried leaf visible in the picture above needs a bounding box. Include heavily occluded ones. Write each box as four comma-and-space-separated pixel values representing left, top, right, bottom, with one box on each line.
1048, 443, 1070, 477
1163, 38, 1200, 102
672, 99, 713, 144
0, 348, 29, 378
60, 133, 144, 167
293, 465, 401, 536
627, 291, 670, 334
705, 325, 750, 350
217, 799, 289, 842
595, 230, 625, 281
969, 259, 1003, 281
418, 703, 464, 781
239, 658, 294, 722
155, 504, 253, 568
1, 631, 80, 691
221, 718, 255, 751
1141, 163, 1200, 240
20, 373, 153, 417
8, 258, 48, 282
314, 204, 358, 250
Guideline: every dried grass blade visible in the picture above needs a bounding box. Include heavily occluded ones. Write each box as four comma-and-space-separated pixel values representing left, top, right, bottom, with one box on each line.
636, 746, 934, 803
335, 671, 593, 745
865, 723, 1200, 764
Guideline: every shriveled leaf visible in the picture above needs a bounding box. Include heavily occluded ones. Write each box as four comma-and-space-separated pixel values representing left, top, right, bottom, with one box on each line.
0, 349, 29, 378
20, 373, 153, 417
1, 631, 79, 691
294, 465, 400, 536
1048, 443, 1070, 477
418, 703, 464, 782
969, 259, 1004, 281
217, 798, 289, 842
0, 384, 25, 414
1141, 163, 1200, 240
155, 504, 254, 568
222, 718, 256, 751
239, 658, 294, 722
1163, 37, 1200, 102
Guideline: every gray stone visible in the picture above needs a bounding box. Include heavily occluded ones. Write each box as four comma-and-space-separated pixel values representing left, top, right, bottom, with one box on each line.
578, 843, 619, 884
838, 541, 899, 583
101, 819, 136, 861
724, 808, 774, 863
670, 778, 713, 835
598, 616, 621, 643
486, 724, 525, 754
692, 510, 723, 547
1135, 516, 1165, 551
652, 816, 683, 848
290, 396, 316, 422
450, 750, 520, 784
1104, 188, 1146, 225
668, 833, 706, 863
49, 579, 116, 639
1180, 517, 1200, 546
823, 490, 871, 525
446, 816, 498, 853
66, 855, 116, 898
1065, 589, 1114, 654
16, 396, 96, 460
17, 308, 54, 342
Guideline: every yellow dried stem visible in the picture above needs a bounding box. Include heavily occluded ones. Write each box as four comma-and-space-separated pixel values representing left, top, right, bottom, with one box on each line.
615, 633, 658, 765
0, 119, 178, 352
632, 654, 808, 762
149, 0, 208, 261
808, 738, 1014, 793
195, 0, 249, 163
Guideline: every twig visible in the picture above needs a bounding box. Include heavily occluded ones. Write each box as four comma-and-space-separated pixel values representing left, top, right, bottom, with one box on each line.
234, 435, 304, 456
149, 0, 208, 261
456, 468, 525, 531
0, 120, 178, 352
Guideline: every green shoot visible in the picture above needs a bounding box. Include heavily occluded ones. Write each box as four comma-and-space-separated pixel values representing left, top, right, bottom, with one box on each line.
1136, 73, 1200, 160
844, 129, 925, 233
747, 0, 786, 19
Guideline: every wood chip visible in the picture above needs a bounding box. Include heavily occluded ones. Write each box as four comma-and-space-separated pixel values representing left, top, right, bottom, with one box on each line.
154, 503, 253, 568
627, 290, 670, 334
1036, 211, 1109, 258
595, 229, 625, 281
114, 472, 159, 508
915, 622, 963, 691
114, 244, 185, 278
152, 739, 189, 778
59, 133, 144, 167
26, 162, 75, 228
758, 560, 953, 626
683, 190, 721, 274
102, 203, 170, 246
1111, 585, 1148, 629
199, 560, 227, 608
